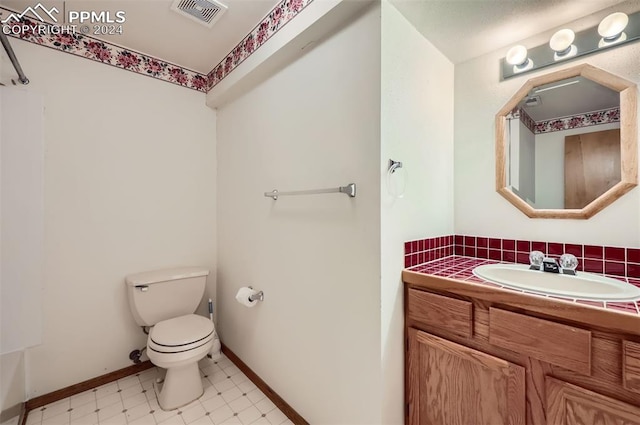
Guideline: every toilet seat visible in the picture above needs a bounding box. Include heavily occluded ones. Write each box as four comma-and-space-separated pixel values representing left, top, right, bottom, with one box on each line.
146, 315, 215, 410
148, 314, 214, 354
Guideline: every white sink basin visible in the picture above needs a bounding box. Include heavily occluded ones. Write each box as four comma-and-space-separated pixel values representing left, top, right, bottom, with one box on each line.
473, 263, 640, 302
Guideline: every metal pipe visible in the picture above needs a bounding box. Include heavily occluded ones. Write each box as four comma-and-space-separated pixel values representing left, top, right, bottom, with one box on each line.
0, 31, 29, 85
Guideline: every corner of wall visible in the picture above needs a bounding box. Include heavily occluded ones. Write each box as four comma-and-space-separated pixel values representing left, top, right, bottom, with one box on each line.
380, 3, 454, 423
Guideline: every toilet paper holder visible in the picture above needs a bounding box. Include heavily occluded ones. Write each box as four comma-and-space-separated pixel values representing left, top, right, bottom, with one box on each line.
248, 287, 264, 302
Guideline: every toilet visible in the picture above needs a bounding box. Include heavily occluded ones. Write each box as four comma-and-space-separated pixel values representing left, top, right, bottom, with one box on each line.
125, 267, 214, 411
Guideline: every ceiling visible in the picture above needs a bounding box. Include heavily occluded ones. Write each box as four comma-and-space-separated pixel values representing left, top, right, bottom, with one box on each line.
2, 0, 639, 78
520, 76, 620, 121
390, 0, 637, 64
0, 0, 280, 73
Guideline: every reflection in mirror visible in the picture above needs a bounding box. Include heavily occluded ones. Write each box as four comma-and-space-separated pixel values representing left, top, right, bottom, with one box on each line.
495, 64, 637, 219
506, 76, 621, 209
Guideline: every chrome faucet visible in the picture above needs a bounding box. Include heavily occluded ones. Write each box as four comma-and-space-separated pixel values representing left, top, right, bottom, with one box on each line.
542, 257, 560, 273
529, 251, 578, 275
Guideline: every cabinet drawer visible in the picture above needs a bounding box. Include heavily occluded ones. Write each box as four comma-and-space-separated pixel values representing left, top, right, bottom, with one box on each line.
407, 289, 473, 338
624, 340, 640, 394
489, 307, 591, 375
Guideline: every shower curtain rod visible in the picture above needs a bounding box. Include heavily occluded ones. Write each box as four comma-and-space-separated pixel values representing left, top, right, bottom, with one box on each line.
0, 31, 29, 85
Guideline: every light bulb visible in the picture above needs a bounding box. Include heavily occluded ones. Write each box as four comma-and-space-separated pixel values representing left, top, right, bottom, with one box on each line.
549, 29, 575, 53
550, 29, 577, 60
506, 45, 528, 66
598, 12, 628, 40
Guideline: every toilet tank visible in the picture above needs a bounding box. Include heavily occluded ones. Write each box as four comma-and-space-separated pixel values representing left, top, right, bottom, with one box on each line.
125, 267, 209, 327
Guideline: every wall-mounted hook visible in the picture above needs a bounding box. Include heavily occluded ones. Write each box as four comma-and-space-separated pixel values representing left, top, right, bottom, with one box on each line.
388, 159, 403, 173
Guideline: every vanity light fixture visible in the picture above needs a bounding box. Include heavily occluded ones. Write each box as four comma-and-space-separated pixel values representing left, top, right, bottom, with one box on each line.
549, 29, 577, 60
598, 12, 629, 47
500, 10, 640, 80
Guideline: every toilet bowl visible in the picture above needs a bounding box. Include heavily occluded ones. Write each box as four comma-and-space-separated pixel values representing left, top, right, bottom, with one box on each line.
125, 267, 213, 411
147, 314, 214, 410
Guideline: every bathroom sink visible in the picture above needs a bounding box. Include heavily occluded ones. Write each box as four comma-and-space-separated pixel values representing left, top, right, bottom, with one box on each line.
473, 263, 640, 302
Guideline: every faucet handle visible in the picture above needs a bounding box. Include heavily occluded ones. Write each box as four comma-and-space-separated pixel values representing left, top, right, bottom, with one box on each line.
529, 250, 544, 270
559, 253, 578, 275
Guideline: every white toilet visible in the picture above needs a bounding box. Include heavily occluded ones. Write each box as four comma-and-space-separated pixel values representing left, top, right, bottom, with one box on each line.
125, 267, 214, 411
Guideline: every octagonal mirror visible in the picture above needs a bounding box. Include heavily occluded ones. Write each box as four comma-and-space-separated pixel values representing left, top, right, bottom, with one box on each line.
496, 64, 637, 219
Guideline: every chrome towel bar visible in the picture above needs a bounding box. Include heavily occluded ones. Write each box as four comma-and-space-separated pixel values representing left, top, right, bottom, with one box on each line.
264, 183, 356, 200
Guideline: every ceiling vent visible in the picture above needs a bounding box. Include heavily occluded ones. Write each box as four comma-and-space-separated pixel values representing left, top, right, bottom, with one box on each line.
171, 0, 228, 28
525, 95, 541, 107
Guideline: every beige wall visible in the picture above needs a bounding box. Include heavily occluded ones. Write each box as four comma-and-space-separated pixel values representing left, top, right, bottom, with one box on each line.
2, 38, 217, 398
1, 87, 43, 416
454, 42, 640, 247
380, 2, 454, 423
216, 4, 382, 423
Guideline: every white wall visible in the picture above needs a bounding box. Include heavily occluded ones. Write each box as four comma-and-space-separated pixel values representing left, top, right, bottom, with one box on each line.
0, 87, 43, 417
216, 4, 381, 423
454, 42, 640, 247
380, 2, 454, 423
517, 120, 536, 205
1, 39, 217, 398
1, 88, 44, 356
1, 351, 24, 415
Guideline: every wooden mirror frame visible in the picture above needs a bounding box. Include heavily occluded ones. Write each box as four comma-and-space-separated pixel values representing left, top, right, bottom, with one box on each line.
496, 64, 638, 219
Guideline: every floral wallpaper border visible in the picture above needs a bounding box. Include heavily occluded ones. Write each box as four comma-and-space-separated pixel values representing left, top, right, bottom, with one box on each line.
533, 107, 620, 133
0, 7, 209, 92
206, 0, 313, 90
517, 107, 536, 134
515, 106, 620, 135
1, 0, 314, 93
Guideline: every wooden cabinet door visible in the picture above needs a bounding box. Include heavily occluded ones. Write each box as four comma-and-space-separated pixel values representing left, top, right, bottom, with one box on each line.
407, 328, 525, 425
546, 377, 640, 425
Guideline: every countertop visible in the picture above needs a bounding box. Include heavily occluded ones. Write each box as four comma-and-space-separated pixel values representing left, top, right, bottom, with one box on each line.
403, 255, 640, 335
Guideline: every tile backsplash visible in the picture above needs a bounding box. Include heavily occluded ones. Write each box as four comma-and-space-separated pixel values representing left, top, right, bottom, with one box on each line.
403, 235, 454, 268
404, 234, 640, 279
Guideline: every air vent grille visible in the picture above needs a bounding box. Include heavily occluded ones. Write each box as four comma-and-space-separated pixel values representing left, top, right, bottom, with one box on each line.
525, 95, 541, 107
171, 0, 227, 28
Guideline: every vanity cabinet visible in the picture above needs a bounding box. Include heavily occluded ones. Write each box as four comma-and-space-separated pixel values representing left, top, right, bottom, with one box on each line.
404, 273, 640, 425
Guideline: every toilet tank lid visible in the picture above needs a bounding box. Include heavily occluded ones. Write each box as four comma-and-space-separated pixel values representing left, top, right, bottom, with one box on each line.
125, 267, 209, 286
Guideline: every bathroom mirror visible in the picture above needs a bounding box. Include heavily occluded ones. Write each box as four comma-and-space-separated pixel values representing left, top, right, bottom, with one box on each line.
496, 64, 637, 219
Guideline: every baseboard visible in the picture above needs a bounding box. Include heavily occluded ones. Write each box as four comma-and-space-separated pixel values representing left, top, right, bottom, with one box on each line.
0, 402, 24, 424
24, 361, 153, 412
221, 343, 309, 425
21, 347, 307, 424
